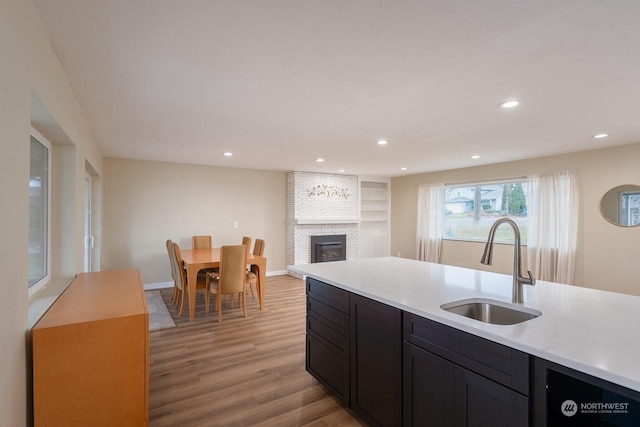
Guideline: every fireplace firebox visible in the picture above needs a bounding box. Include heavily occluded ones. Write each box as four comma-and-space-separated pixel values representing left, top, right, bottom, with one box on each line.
310, 235, 347, 263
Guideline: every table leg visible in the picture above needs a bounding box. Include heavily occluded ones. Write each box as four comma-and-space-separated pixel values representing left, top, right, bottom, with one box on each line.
186, 265, 198, 321
258, 260, 266, 310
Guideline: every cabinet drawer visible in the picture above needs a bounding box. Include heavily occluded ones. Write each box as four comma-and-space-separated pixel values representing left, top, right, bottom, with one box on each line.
308, 296, 350, 337
306, 334, 350, 405
307, 277, 350, 314
404, 312, 529, 395
307, 314, 350, 360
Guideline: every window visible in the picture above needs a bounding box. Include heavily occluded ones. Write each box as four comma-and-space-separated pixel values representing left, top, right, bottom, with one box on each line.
443, 180, 528, 243
29, 130, 51, 294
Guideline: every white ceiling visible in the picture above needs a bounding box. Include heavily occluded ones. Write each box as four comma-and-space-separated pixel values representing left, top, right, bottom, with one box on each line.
32, 0, 640, 177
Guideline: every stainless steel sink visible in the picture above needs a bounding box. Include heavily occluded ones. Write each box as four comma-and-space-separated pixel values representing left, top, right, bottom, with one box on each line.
440, 298, 541, 325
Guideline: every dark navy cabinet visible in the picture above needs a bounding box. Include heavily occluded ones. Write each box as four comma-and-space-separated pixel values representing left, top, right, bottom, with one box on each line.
306, 277, 351, 404
306, 278, 402, 426
350, 293, 402, 426
403, 312, 530, 427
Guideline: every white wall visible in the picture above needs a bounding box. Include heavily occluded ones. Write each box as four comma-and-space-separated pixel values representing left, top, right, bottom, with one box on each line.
1, 1, 103, 425
391, 143, 640, 296
102, 158, 287, 284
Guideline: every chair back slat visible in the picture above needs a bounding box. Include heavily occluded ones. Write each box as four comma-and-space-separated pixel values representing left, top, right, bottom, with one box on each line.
166, 239, 176, 281
172, 242, 187, 291
192, 235, 212, 249
253, 239, 265, 256
219, 245, 247, 295
241, 236, 252, 259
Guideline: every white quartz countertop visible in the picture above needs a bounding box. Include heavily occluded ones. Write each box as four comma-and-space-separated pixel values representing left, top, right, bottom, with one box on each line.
289, 257, 640, 393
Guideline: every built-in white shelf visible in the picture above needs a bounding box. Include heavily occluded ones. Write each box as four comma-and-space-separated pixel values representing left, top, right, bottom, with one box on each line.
359, 180, 390, 258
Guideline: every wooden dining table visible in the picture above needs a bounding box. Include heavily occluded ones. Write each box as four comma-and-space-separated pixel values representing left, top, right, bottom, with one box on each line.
180, 247, 267, 321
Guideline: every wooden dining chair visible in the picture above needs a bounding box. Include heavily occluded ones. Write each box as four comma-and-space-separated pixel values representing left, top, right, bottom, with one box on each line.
167, 239, 181, 308
166, 239, 179, 305
168, 241, 184, 310
246, 239, 265, 298
241, 236, 251, 255
172, 242, 207, 316
205, 245, 248, 322
192, 234, 219, 275
192, 235, 212, 249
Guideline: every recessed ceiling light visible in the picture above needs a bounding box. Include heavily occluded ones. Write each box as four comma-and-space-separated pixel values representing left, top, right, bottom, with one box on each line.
377, 140, 388, 145
339, 169, 345, 173
223, 152, 233, 157
499, 100, 520, 109
593, 133, 609, 139
315, 158, 325, 163
471, 155, 480, 159
400, 167, 407, 171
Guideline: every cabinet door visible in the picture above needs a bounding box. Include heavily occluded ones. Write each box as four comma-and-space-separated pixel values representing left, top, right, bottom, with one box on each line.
306, 333, 350, 405
403, 342, 455, 427
454, 366, 529, 427
350, 294, 402, 426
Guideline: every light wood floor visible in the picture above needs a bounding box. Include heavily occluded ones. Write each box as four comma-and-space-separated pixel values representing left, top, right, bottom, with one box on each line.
149, 274, 365, 426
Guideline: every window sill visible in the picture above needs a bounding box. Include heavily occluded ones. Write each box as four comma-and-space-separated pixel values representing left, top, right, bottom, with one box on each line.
28, 277, 74, 330
443, 238, 528, 246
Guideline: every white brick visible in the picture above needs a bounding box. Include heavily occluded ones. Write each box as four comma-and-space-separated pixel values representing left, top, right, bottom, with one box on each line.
287, 171, 359, 267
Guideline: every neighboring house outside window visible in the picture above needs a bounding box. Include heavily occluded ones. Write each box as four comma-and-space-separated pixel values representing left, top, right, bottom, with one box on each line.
443, 181, 528, 244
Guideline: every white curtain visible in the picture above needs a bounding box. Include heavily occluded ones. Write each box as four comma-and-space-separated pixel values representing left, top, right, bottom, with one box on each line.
527, 170, 579, 284
416, 183, 445, 262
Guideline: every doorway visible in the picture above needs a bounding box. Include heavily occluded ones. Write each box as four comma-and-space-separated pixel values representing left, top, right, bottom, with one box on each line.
84, 172, 93, 272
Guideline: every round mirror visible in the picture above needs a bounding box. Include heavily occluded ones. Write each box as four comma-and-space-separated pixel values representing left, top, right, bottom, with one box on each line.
600, 185, 640, 227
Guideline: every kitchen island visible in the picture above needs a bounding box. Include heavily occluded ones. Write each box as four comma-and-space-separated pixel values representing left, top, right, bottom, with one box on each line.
290, 256, 640, 426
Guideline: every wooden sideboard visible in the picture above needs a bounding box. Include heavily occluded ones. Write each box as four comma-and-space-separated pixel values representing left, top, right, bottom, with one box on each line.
32, 269, 149, 426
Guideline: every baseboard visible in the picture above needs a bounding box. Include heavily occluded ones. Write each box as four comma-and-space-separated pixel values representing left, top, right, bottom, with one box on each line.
287, 270, 304, 279
267, 270, 289, 277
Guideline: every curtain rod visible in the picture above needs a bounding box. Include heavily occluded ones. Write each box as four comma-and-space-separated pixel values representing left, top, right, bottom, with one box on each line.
443, 175, 528, 187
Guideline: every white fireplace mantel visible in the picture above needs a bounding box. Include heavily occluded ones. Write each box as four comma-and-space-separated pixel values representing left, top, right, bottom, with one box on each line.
295, 218, 360, 225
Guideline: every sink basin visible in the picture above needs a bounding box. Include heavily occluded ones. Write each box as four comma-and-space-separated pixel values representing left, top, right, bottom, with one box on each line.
440, 298, 541, 325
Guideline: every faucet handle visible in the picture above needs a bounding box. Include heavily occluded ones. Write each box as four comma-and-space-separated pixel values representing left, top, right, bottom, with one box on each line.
527, 270, 536, 286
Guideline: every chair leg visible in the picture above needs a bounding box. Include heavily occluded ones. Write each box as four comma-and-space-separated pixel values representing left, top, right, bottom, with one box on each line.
241, 292, 247, 318
173, 286, 180, 309
217, 292, 223, 322
178, 289, 186, 316
205, 276, 210, 313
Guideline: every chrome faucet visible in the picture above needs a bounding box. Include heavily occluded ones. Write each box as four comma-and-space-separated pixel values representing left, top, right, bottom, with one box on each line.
480, 217, 536, 304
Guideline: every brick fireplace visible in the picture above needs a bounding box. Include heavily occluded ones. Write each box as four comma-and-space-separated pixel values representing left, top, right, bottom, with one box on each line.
287, 171, 359, 272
